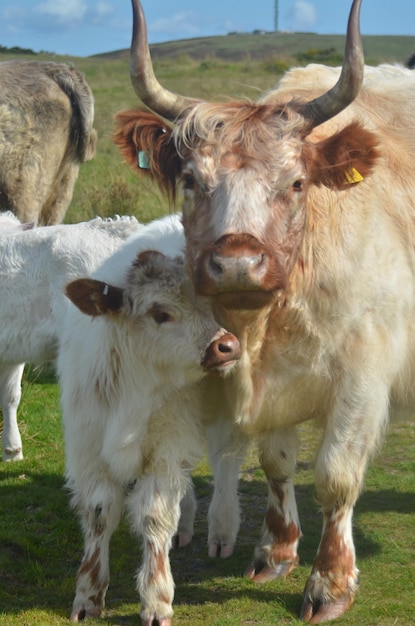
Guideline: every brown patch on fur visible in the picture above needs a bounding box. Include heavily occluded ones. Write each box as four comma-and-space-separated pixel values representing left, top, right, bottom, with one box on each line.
78, 545, 101, 587
88, 590, 106, 609
66, 279, 124, 317
265, 505, 301, 565
303, 121, 380, 190
146, 542, 171, 605
313, 510, 355, 598
113, 109, 180, 200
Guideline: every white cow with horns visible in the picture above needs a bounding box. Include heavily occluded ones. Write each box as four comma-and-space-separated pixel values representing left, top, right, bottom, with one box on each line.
112, 0, 415, 622
58, 214, 241, 625
0, 212, 141, 461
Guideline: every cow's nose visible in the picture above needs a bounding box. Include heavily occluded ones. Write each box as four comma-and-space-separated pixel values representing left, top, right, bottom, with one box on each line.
207, 250, 268, 290
202, 332, 241, 370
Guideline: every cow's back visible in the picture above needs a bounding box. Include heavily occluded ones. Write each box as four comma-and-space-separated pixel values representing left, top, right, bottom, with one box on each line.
0, 217, 141, 364
0, 60, 96, 224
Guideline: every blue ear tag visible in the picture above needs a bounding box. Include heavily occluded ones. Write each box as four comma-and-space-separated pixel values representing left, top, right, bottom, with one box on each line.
138, 150, 151, 169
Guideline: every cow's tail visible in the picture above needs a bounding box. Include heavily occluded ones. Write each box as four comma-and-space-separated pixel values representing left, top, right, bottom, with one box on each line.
49, 63, 97, 163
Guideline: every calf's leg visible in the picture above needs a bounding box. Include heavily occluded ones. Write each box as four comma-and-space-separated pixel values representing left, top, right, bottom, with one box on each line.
128, 475, 185, 626
175, 482, 196, 548
0, 363, 25, 461
70, 481, 123, 622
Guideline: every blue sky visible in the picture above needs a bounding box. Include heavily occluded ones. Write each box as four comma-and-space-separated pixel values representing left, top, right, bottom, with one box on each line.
1, 0, 414, 57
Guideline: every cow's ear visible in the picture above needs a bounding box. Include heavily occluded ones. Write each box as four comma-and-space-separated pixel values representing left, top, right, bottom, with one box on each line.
65, 279, 124, 317
113, 109, 181, 200
304, 121, 380, 189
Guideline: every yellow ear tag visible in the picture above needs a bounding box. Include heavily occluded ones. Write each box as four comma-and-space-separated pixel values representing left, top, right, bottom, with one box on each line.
344, 167, 364, 184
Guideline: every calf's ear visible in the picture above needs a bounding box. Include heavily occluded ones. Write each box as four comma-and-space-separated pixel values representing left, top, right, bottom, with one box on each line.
65, 279, 124, 317
113, 109, 180, 200
304, 121, 380, 189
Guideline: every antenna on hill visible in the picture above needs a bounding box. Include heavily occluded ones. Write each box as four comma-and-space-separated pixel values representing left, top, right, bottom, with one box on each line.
274, 0, 279, 32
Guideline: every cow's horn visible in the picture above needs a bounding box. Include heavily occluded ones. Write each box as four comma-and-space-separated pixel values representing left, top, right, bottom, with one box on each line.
130, 0, 200, 121
298, 0, 364, 128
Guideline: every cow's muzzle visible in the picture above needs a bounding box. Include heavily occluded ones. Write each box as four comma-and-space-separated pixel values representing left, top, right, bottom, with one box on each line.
195, 234, 286, 308
202, 330, 241, 372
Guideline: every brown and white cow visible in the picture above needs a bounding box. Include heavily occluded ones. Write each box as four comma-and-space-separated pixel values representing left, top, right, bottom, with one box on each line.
113, 0, 415, 622
0, 60, 96, 224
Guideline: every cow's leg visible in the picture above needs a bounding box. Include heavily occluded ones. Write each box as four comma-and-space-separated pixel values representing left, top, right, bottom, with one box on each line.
245, 427, 301, 581
70, 481, 123, 622
299, 382, 389, 624
0, 363, 25, 461
128, 474, 185, 626
206, 419, 246, 558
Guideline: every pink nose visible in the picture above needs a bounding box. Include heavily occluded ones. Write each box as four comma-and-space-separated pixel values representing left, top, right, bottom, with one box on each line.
206, 249, 268, 290
198, 233, 271, 294
202, 332, 241, 370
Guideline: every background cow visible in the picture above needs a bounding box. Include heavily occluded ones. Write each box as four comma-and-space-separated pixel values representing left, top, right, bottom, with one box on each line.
112, 0, 415, 622
0, 60, 96, 225
58, 215, 240, 625
0, 212, 140, 461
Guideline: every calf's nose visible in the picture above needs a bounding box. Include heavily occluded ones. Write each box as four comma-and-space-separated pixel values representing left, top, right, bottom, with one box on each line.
202, 332, 241, 370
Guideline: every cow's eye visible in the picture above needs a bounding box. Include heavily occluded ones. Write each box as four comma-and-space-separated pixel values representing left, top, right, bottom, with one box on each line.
292, 180, 303, 192
150, 307, 173, 325
182, 173, 196, 189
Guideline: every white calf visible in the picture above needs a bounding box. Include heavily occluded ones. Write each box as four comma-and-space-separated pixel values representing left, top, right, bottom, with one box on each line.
0, 212, 141, 460
58, 216, 240, 625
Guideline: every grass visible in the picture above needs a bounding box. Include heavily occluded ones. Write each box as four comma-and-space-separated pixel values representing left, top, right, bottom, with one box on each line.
0, 367, 414, 626
0, 34, 414, 625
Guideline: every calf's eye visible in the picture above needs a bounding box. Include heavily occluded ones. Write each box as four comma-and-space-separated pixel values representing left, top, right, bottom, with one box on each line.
292, 180, 303, 192
151, 308, 174, 325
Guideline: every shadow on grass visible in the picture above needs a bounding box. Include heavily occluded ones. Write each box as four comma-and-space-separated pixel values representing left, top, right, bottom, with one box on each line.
0, 467, 413, 623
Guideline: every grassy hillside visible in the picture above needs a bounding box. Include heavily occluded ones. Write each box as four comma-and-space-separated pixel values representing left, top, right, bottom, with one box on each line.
97, 32, 415, 67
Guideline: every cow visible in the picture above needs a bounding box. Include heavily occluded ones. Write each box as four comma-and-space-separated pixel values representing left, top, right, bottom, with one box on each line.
0, 60, 96, 225
58, 215, 241, 625
0, 212, 141, 461
111, 0, 415, 622
406, 52, 415, 69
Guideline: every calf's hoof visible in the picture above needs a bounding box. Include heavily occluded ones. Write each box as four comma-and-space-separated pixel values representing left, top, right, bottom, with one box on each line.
172, 532, 192, 548
141, 617, 172, 626
3, 447, 23, 462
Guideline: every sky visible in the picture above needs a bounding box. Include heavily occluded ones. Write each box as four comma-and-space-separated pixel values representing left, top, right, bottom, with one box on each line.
1, 0, 414, 58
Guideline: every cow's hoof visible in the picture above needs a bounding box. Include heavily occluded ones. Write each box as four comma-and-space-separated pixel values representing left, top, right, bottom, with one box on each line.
300, 595, 354, 623
208, 541, 235, 558
245, 558, 297, 582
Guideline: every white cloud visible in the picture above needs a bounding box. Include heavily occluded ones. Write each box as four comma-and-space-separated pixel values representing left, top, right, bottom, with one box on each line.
291, 1, 317, 31
35, 0, 87, 23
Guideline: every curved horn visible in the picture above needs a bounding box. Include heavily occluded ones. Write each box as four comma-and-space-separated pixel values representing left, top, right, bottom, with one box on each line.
298, 0, 364, 128
130, 0, 200, 121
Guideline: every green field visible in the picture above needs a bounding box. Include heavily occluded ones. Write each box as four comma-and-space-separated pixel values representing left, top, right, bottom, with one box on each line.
0, 33, 415, 625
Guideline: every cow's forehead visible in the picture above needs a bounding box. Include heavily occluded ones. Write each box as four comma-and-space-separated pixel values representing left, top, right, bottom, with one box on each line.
174, 101, 307, 180
175, 101, 306, 151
